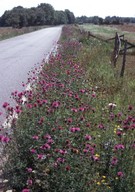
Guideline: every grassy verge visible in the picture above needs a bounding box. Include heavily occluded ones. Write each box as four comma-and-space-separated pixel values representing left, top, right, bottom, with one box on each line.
1, 25, 135, 192
0, 26, 50, 41
81, 24, 135, 42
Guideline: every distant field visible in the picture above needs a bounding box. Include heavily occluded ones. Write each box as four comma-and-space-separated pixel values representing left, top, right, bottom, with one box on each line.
0, 26, 49, 40
81, 24, 135, 43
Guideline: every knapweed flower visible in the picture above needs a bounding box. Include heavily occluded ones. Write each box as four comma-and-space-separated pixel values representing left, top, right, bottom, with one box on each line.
30, 148, 36, 153
114, 144, 125, 151
69, 127, 80, 132
111, 157, 118, 165
22, 189, 30, 192
26, 168, 33, 173
85, 134, 92, 141
2, 102, 9, 108
117, 171, 124, 178
27, 179, 33, 186
32, 135, 39, 140
52, 101, 60, 108
93, 154, 100, 161
37, 154, 45, 160
1, 136, 10, 143
40, 143, 51, 150
65, 165, 71, 171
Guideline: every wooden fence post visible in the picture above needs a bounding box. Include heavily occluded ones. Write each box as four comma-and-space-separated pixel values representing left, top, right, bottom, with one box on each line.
120, 40, 127, 77
112, 32, 119, 67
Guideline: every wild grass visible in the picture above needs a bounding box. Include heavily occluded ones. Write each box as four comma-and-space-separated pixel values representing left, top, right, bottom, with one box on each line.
0, 25, 135, 192
81, 24, 135, 42
0, 26, 49, 41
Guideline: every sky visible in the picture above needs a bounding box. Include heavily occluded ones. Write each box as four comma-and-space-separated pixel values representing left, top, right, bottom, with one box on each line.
0, 0, 135, 18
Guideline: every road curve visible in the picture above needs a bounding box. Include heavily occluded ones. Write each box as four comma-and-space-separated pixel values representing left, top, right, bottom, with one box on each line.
0, 26, 62, 122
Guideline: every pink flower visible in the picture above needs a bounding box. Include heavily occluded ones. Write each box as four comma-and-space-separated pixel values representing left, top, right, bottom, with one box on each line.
111, 157, 118, 165
117, 171, 124, 177
2, 102, 9, 108
30, 149, 36, 153
1, 136, 10, 143
27, 179, 33, 186
114, 144, 125, 151
32, 135, 39, 140
22, 189, 30, 192
70, 127, 80, 132
52, 101, 60, 108
71, 108, 78, 112
37, 154, 45, 159
26, 168, 33, 173
65, 165, 71, 171
85, 134, 92, 141
40, 143, 51, 150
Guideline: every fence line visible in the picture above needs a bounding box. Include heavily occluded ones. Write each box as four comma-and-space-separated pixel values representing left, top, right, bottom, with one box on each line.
83, 29, 135, 77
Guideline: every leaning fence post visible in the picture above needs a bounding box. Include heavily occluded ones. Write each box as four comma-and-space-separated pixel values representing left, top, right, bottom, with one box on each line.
120, 40, 127, 77
112, 32, 119, 67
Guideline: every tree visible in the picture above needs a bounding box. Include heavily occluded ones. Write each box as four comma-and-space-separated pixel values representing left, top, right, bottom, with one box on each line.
65, 9, 75, 24
54, 11, 68, 25
37, 3, 55, 25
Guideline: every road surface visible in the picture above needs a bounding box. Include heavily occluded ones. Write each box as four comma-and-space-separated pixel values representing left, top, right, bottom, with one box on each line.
0, 26, 62, 123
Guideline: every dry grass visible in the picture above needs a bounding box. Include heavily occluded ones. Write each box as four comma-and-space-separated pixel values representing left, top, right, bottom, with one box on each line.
0, 26, 49, 40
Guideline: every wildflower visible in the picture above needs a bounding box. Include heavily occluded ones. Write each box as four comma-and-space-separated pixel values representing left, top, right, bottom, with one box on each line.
52, 101, 60, 108
85, 134, 92, 141
27, 179, 33, 186
111, 157, 118, 165
30, 148, 36, 153
57, 157, 65, 164
26, 168, 33, 173
117, 171, 124, 178
65, 165, 71, 171
97, 181, 101, 185
40, 143, 51, 150
114, 144, 125, 151
37, 154, 45, 159
32, 135, 39, 140
70, 127, 80, 132
1, 136, 10, 143
93, 154, 100, 161
22, 189, 30, 192
2, 102, 9, 108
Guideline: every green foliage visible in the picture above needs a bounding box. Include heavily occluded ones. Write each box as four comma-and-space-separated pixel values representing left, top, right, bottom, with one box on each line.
0, 4, 75, 27
1, 25, 135, 192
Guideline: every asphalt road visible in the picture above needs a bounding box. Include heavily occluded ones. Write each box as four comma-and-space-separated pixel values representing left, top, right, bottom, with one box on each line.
0, 26, 62, 123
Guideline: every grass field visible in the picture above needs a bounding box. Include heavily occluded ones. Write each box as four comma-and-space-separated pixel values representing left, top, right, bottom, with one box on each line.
81, 23, 135, 43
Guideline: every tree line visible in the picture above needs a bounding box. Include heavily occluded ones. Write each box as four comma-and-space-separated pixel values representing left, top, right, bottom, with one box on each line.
0, 2, 135, 28
76, 16, 135, 25
0, 3, 75, 28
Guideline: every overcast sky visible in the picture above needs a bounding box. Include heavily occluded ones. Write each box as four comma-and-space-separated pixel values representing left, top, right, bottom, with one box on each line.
0, 0, 135, 18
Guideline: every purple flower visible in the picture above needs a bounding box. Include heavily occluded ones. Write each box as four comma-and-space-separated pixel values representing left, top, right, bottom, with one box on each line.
32, 135, 39, 140
22, 189, 30, 192
27, 179, 33, 186
40, 143, 51, 150
70, 127, 80, 132
114, 144, 125, 151
26, 168, 33, 173
111, 157, 118, 165
85, 134, 92, 141
117, 171, 124, 177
